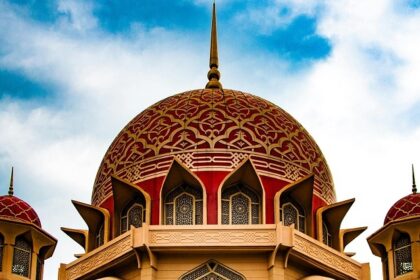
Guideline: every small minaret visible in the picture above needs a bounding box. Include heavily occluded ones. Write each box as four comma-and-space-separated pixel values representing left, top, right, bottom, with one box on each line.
0, 167, 57, 280
367, 165, 420, 279
205, 2, 223, 90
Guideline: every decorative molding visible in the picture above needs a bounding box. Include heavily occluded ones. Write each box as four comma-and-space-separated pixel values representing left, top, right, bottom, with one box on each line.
149, 227, 276, 246
293, 233, 360, 279
65, 233, 132, 280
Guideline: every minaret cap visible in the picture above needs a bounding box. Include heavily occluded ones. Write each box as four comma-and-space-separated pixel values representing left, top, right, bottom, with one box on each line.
205, 2, 223, 90
412, 164, 417, 194
8, 167, 14, 196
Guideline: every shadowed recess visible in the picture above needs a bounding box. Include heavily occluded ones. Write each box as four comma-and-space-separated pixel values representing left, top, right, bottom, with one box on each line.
259, 15, 331, 63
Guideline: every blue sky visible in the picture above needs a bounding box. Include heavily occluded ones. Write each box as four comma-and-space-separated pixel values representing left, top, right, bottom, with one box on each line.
1, 0, 420, 279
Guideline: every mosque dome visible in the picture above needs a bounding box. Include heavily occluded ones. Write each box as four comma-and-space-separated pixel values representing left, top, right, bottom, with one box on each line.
384, 166, 420, 224
90, 3, 335, 225
384, 192, 420, 224
92, 89, 335, 217
0, 195, 41, 227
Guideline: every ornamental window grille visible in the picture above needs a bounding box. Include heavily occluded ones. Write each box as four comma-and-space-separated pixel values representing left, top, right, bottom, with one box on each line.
165, 184, 203, 225
121, 198, 146, 233
12, 237, 31, 277
280, 202, 305, 233
0, 235, 3, 271
180, 260, 245, 280
221, 184, 260, 225
393, 232, 413, 276
96, 223, 104, 247
322, 222, 332, 247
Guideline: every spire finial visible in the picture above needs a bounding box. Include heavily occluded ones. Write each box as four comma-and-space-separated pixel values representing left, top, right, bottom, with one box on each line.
412, 164, 417, 194
205, 1, 223, 90
8, 167, 14, 196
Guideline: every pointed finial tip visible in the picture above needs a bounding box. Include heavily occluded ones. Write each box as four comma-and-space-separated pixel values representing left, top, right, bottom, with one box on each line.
8, 166, 14, 196
412, 164, 417, 194
205, 0, 222, 90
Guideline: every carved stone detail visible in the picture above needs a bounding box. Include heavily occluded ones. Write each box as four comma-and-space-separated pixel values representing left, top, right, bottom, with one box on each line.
149, 228, 276, 246
65, 234, 132, 280
293, 233, 360, 279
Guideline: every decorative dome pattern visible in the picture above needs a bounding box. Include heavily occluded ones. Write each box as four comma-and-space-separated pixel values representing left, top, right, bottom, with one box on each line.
384, 193, 420, 224
93, 89, 335, 206
0, 195, 41, 227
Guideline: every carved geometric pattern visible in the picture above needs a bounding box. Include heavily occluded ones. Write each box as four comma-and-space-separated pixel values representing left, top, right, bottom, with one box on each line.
165, 185, 203, 225
12, 238, 31, 277
149, 229, 276, 246
0, 195, 41, 227
394, 233, 413, 276
384, 193, 420, 224
181, 260, 244, 280
222, 184, 260, 225
92, 89, 335, 205
293, 233, 360, 278
66, 234, 132, 280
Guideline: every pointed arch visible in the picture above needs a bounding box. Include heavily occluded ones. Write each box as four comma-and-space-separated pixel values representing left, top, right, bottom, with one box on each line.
111, 175, 151, 236
160, 159, 207, 225
218, 158, 265, 224
180, 260, 245, 280
12, 232, 32, 277
393, 230, 413, 276
274, 175, 314, 236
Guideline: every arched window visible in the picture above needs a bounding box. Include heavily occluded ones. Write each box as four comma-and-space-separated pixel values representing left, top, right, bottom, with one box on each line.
0, 234, 3, 271
222, 184, 260, 225
96, 224, 104, 247
280, 201, 305, 233
322, 222, 332, 247
12, 237, 32, 277
121, 197, 146, 233
393, 232, 413, 276
165, 185, 203, 225
180, 260, 245, 280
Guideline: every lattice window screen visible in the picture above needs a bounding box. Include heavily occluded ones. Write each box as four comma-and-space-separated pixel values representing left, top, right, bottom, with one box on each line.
180, 261, 245, 280
165, 185, 203, 225
12, 238, 31, 277
394, 233, 413, 276
221, 184, 261, 225
281, 202, 305, 233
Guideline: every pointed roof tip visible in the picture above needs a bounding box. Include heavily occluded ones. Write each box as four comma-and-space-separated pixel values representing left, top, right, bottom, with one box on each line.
412, 164, 417, 194
205, 0, 222, 90
8, 166, 14, 196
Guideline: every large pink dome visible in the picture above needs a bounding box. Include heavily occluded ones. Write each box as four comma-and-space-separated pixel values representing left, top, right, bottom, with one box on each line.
92, 89, 335, 210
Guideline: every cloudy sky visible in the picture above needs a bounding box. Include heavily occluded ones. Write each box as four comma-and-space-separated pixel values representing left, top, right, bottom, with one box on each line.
0, 0, 419, 279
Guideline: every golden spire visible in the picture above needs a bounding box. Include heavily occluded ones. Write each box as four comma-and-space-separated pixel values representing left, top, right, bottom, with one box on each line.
412, 164, 417, 194
8, 167, 14, 196
205, 1, 222, 90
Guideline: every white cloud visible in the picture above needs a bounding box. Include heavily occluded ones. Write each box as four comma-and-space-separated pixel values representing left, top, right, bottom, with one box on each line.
0, 0, 419, 279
